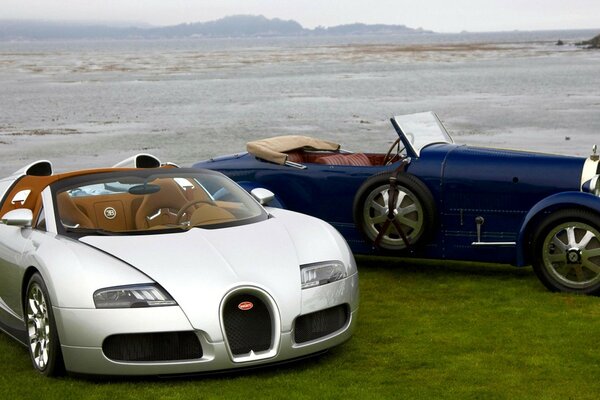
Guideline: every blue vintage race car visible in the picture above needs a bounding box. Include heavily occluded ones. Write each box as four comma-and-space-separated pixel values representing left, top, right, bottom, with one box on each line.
194, 112, 600, 294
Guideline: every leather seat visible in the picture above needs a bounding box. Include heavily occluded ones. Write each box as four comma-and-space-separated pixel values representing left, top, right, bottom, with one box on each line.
56, 192, 94, 229
134, 179, 189, 229
316, 153, 371, 166
189, 204, 236, 226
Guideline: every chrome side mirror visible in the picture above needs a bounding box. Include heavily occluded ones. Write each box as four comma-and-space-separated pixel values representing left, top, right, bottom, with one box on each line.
250, 188, 275, 205
1, 209, 33, 227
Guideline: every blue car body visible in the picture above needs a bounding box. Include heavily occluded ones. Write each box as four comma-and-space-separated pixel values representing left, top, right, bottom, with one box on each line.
195, 112, 600, 293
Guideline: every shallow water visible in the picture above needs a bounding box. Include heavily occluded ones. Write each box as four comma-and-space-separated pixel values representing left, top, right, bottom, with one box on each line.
1, 30, 599, 175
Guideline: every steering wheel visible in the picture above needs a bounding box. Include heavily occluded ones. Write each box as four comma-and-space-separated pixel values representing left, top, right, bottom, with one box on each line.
176, 199, 216, 224
383, 138, 404, 166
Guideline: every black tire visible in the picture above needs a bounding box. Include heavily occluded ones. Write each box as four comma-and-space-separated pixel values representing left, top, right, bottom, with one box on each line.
353, 172, 436, 251
25, 273, 65, 376
531, 209, 600, 295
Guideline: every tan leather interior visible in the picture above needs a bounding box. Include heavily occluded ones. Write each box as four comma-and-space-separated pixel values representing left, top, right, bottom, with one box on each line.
63, 184, 237, 231
189, 204, 236, 226
247, 135, 341, 165
0, 168, 122, 222
56, 192, 94, 228
1, 167, 246, 232
133, 179, 189, 229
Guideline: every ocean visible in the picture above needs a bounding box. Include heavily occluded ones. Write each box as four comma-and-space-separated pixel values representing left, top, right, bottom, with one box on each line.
0, 29, 599, 175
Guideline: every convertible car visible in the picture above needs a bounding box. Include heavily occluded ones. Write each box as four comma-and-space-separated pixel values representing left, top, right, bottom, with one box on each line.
0, 154, 358, 376
194, 112, 600, 295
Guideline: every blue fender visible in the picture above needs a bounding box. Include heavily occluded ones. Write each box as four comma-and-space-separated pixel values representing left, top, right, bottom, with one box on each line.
237, 181, 286, 209
516, 191, 600, 266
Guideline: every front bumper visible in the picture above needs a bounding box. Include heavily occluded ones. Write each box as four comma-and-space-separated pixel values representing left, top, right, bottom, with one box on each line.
53, 273, 358, 376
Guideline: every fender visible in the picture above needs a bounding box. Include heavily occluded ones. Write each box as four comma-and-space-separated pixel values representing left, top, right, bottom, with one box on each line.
516, 191, 600, 266
237, 181, 286, 209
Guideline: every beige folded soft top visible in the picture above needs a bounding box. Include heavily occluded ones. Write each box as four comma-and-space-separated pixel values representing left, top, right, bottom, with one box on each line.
247, 135, 341, 165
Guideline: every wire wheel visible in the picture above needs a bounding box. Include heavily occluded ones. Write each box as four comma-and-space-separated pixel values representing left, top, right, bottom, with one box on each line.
354, 172, 435, 251
362, 184, 424, 249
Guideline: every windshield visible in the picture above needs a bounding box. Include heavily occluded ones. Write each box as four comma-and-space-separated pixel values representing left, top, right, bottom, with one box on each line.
52, 169, 267, 235
392, 112, 454, 157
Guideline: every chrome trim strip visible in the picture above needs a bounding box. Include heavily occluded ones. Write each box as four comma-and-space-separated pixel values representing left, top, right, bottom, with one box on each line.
471, 241, 516, 247
284, 161, 307, 169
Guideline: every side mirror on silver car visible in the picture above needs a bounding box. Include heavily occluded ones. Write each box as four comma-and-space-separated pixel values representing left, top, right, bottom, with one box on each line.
250, 188, 275, 206
1, 209, 33, 227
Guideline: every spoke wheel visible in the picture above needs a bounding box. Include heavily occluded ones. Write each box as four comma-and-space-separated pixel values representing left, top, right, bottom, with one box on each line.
532, 209, 600, 294
363, 184, 423, 249
25, 273, 64, 376
354, 172, 435, 251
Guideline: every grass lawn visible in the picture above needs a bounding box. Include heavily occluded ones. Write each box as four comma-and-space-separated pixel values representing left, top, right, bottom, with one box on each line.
2, 257, 600, 399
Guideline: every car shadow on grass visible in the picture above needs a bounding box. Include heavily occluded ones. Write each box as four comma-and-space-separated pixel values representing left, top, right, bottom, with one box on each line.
70, 350, 336, 383
356, 255, 534, 279
354, 254, 543, 294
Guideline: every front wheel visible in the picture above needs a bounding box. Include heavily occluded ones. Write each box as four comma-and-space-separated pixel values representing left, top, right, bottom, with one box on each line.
532, 209, 600, 295
353, 172, 436, 251
25, 273, 64, 376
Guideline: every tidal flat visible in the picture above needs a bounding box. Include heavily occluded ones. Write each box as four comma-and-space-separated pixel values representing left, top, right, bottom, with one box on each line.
1, 30, 599, 174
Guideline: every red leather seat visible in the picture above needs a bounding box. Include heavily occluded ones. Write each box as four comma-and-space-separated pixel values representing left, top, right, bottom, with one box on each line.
315, 153, 371, 166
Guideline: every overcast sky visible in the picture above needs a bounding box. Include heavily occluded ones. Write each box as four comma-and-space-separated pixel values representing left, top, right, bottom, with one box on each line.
3, 0, 600, 33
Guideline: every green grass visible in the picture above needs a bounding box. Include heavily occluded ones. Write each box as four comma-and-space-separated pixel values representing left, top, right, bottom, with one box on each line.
3, 258, 600, 399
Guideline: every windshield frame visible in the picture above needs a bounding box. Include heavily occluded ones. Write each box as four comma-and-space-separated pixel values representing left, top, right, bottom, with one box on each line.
391, 111, 454, 157
50, 168, 268, 237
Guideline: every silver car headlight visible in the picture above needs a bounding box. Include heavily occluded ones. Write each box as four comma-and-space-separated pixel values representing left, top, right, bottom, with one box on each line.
93, 284, 177, 308
300, 261, 347, 289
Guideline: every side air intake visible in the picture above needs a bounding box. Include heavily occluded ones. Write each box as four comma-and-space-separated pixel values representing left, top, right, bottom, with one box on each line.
112, 154, 161, 169
11, 160, 53, 177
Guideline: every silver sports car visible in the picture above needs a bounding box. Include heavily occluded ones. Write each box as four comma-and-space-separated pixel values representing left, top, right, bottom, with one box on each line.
0, 154, 358, 376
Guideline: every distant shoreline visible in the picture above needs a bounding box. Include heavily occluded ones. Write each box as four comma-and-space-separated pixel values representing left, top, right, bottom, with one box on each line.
0, 27, 598, 44
2, 15, 599, 42
0, 15, 433, 41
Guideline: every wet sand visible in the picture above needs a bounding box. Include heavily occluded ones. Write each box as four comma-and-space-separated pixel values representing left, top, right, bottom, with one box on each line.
1, 33, 599, 175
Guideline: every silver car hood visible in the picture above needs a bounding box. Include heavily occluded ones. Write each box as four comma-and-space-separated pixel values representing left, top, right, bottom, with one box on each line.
80, 215, 324, 340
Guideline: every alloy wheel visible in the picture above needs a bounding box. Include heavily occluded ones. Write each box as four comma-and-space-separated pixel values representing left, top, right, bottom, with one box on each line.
542, 221, 600, 289
26, 282, 51, 371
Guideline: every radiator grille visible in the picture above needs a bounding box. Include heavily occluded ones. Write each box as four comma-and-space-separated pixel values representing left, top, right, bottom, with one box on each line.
223, 294, 272, 356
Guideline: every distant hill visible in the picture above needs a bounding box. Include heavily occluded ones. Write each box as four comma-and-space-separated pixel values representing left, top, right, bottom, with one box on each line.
154, 15, 305, 38
313, 23, 430, 35
0, 15, 432, 40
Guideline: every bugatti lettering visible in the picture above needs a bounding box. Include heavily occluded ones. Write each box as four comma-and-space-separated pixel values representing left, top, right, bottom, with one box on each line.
238, 301, 254, 311
104, 207, 116, 220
